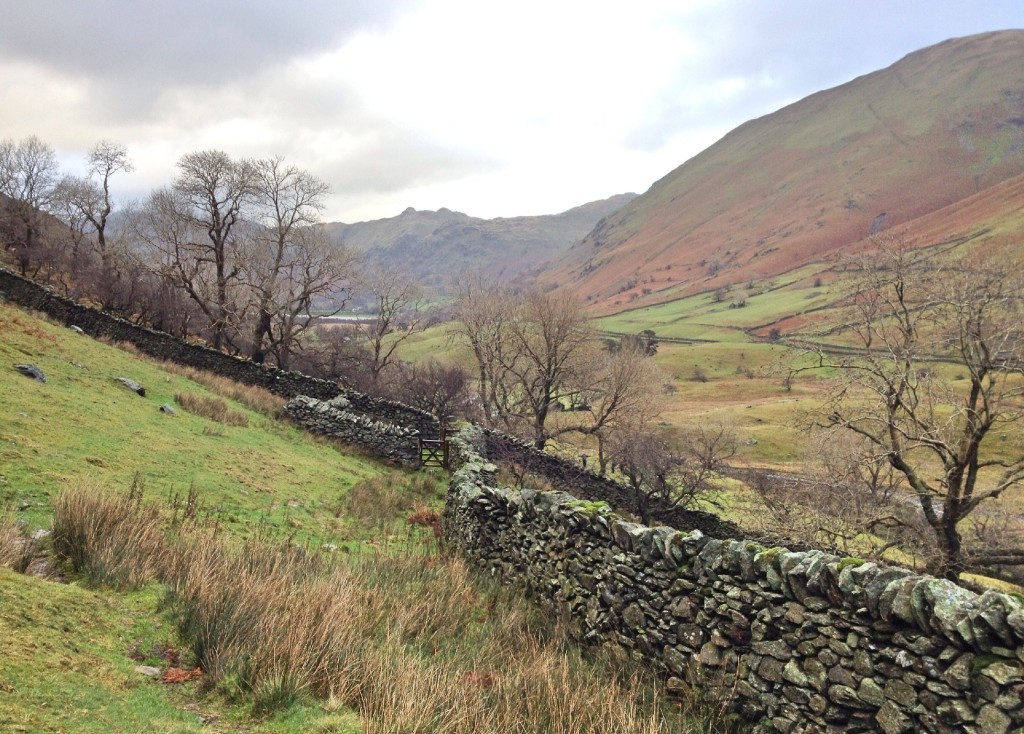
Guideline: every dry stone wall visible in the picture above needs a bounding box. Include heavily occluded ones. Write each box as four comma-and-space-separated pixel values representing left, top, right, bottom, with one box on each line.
285, 395, 421, 467
0, 268, 438, 437
482, 428, 743, 538
444, 428, 1024, 734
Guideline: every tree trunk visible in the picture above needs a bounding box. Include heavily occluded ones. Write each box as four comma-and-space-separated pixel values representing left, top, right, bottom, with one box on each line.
936, 521, 964, 581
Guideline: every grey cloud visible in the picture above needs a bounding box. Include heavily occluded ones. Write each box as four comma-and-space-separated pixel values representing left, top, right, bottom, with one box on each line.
0, 0, 419, 121
0, 0, 417, 78
319, 129, 496, 197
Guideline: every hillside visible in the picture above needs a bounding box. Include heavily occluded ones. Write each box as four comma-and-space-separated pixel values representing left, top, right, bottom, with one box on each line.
323, 193, 635, 292
548, 30, 1024, 312
0, 301, 723, 733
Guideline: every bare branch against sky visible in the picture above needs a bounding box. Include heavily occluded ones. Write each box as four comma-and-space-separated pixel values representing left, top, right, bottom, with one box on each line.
0, 0, 1019, 222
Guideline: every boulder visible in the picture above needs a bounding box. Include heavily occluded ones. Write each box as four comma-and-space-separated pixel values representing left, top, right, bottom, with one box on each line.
116, 377, 146, 396
15, 364, 46, 382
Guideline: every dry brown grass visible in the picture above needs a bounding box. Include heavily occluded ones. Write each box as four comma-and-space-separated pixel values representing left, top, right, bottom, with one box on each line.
174, 391, 250, 427
51, 478, 166, 589
50, 482, 738, 732
161, 362, 287, 418
336, 473, 441, 528
0, 511, 25, 569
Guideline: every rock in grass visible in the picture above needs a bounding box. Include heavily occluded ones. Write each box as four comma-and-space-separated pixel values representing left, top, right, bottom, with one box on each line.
69, 325, 84, 334
15, 364, 46, 382
134, 665, 161, 677
159, 403, 177, 415
116, 377, 146, 396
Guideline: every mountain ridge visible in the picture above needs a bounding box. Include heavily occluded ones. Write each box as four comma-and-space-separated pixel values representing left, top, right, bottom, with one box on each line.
545, 30, 1024, 312
322, 193, 636, 291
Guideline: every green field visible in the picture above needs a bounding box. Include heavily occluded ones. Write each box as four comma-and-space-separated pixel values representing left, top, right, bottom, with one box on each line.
0, 302, 398, 545
1, 302, 730, 734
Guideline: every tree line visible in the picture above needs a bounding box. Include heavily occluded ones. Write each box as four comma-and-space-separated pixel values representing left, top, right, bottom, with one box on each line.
0, 135, 427, 378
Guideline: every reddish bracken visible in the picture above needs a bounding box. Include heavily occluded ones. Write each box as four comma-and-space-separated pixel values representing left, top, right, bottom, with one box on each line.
406, 505, 442, 538
161, 667, 203, 684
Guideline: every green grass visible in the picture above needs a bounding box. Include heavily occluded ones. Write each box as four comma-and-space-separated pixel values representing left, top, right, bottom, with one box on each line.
0, 302, 736, 733
0, 568, 360, 733
0, 302, 401, 545
595, 263, 835, 336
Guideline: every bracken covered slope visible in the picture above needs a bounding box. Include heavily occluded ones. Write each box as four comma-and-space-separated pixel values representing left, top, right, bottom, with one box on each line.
548, 31, 1024, 312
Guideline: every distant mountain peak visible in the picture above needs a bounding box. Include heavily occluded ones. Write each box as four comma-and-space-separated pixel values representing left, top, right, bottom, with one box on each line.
321, 193, 637, 294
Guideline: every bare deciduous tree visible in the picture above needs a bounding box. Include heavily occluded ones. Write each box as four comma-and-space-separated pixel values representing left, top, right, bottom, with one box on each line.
0, 135, 61, 276
809, 238, 1024, 580
139, 150, 255, 351
50, 141, 134, 301
245, 157, 351, 367
452, 280, 659, 451
357, 268, 424, 384
450, 275, 515, 423
393, 360, 474, 424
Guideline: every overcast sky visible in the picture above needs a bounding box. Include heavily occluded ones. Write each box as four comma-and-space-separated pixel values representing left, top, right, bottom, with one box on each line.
0, 1, 1020, 223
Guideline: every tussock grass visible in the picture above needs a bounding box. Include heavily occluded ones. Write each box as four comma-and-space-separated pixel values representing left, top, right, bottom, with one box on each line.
161, 362, 287, 418
51, 483, 737, 733
0, 510, 29, 570
337, 472, 441, 528
174, 391, 250, 426
51, 478, 166, 589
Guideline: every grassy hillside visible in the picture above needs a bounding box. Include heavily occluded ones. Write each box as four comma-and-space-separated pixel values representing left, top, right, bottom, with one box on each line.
549, 31, 1024, 312
0, 302, 732, 733
0, 302, 395, 545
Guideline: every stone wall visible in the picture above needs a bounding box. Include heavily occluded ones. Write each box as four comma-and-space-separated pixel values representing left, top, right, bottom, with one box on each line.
0, 268, 439, 437
444, 428, 1024, 734
285, 395, 422, 467
482, 428, 743, 539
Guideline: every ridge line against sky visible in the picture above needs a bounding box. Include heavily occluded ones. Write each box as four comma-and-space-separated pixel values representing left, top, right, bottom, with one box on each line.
0, 0, 1020, 223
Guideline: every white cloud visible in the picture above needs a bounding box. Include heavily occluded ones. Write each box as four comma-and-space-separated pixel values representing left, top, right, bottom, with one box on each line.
0, 0, 1019, 222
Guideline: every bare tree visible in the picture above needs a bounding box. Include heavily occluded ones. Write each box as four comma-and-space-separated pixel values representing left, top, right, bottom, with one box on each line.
65, 141, 133, 262
49, 141, 134, 301
248, 227, 354, 369
451, 281, 658, 451
606, 422, 679, 525
449, 274, 515, 423
747, 434, 925, 560
453, 285, 594, 448
245, 156, 350, 366
357, 268, 424, 384
138, 150, 255, 351
809, 238, 1024, 580
579, 344, 661, 473
607, 419, 737, 526
394, 360, 474, 424
0, 135, 61, 276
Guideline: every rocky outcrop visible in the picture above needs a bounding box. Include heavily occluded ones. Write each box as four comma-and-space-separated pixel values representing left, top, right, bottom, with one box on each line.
444, 427, 1024, 733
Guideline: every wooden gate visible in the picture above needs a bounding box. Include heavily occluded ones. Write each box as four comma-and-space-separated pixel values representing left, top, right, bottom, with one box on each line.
419, 424, 450, 470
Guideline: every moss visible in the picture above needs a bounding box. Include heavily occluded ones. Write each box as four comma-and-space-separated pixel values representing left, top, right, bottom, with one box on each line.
970, 654, 1003, 675
837, 557, 866, 572
565, 500, 612, 517
754, 547, 785, 569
